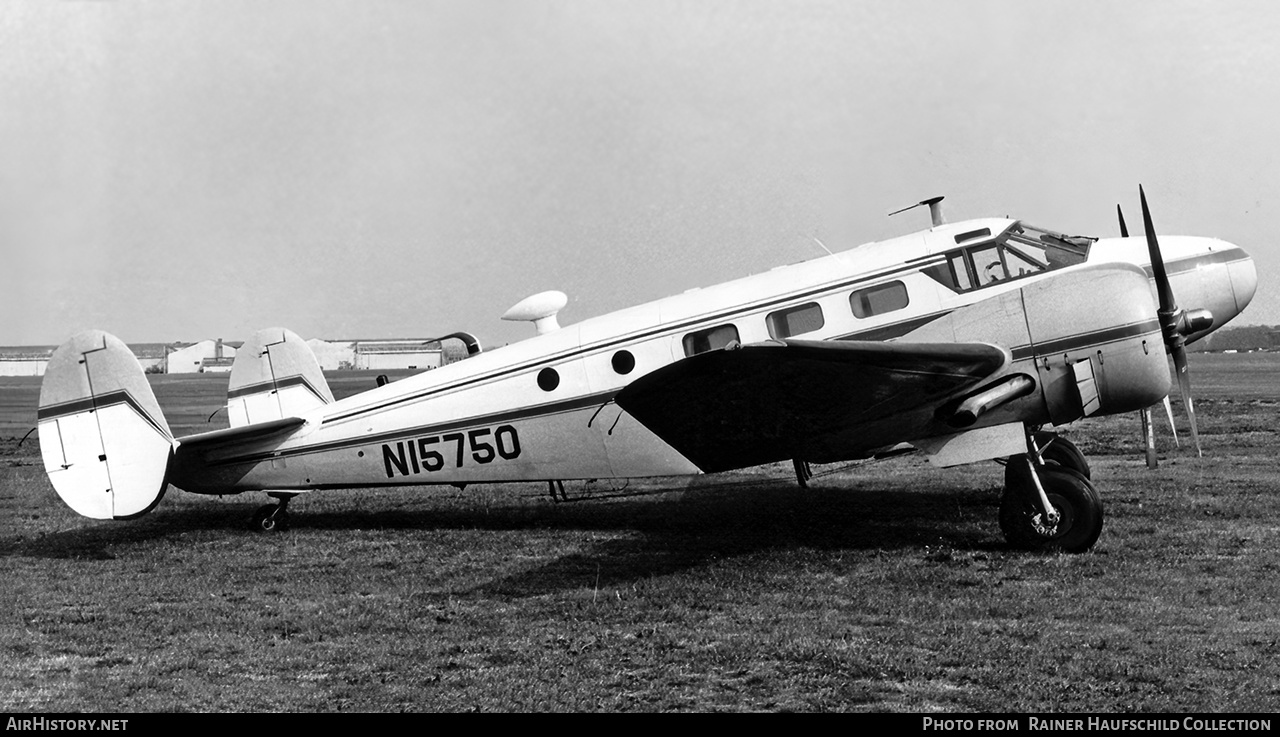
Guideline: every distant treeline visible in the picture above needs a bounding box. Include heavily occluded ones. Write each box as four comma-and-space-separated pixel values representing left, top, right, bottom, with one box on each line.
1190, 325, 1280, 352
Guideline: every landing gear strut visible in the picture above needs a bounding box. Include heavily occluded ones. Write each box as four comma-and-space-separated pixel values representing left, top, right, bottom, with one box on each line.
548, 480, 568, 503
793, 459, 813, 489
1028, 430, 1091, 479
1000, 432, 1102, 553
250, 492, 297, 532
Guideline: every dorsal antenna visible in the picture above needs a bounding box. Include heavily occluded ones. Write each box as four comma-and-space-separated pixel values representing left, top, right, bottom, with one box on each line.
799, 232, 834, 257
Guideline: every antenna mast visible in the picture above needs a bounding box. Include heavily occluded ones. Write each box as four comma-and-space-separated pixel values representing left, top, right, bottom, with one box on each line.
888, 196, 946, 227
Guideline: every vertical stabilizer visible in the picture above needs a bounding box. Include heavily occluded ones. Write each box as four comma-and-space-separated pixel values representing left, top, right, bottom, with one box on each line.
227, 328, 333, 427
37, 331, 174, 519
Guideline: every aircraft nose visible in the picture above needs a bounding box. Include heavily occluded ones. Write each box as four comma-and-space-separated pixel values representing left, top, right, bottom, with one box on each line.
1228, 250, 1258, 315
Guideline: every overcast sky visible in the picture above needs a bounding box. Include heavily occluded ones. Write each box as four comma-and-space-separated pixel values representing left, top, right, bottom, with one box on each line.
3, 0, 1278, 347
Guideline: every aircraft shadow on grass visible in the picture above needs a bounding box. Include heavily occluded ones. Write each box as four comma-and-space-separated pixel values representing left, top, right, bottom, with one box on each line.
10, 477, 1007, 595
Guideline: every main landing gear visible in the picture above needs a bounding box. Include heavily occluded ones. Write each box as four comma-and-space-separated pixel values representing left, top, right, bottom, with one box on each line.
793, 459, 813, 489
999, 431, 1103, 553
250, 492, 298, 532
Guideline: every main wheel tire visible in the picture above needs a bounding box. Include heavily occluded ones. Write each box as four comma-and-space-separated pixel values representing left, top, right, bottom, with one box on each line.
1034, 431, 1091, 480
1000, 466, 1103, 553
1002, 433, 1091, 491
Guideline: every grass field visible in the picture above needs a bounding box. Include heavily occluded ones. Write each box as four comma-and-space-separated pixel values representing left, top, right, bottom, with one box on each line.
2, 355, 1278, 712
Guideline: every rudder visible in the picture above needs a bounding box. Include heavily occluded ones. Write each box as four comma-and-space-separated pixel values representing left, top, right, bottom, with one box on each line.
227, 328, 333, 427
37, 331, 174, 519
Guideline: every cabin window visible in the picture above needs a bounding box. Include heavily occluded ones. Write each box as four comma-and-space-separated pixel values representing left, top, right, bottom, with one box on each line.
537, 367, 560, 392
611, 350, 636, 375
683, 324, 739, 356
850, 281, 909, 319
766, 302, 824, 340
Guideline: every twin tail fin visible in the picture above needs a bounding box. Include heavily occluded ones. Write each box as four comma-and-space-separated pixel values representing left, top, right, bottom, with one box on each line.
38, 327, 328, 520
226, 328, 333, 428
37, 331, 174, 519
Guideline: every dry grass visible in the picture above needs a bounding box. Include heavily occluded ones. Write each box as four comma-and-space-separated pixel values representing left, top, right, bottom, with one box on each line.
1, 356, 1279, 712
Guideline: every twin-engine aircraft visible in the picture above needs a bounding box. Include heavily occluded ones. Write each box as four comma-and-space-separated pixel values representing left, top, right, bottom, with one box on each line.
37, 189, 1256, 552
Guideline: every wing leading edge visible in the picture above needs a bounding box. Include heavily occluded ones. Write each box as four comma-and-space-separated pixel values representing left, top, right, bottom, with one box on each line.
614, 339, 1010, 473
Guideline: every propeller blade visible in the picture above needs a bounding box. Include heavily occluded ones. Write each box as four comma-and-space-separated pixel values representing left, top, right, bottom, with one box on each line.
1140, 185, 1177, 317
1117, 204, 1129, 238
1162, 395, 1180, 447
1171, 345, 1203, 456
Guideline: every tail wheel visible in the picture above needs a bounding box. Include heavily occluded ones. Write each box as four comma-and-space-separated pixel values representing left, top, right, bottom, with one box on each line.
250, 503, 289, 533
1000, 465, 1103, 553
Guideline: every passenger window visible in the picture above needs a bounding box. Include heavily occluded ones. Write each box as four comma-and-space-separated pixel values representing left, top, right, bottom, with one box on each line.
766, 302, 824, 339
683, 324, 740, 356
850, 281, 909, 318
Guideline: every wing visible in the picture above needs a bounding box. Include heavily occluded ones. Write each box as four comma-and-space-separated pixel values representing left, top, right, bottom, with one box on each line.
614, 339, 1009, 473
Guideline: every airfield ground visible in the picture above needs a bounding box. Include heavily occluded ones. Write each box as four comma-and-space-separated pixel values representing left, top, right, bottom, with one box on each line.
1, 354, 1278, 712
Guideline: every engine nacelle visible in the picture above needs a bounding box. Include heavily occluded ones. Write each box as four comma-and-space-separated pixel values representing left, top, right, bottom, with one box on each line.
905, 262, 1171, 428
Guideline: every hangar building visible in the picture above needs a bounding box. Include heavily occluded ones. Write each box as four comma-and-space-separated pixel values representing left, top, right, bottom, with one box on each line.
166, 339, 239, 374
353, 340, 443, 371
0, 335, 467, 376
0, 347, 52, 376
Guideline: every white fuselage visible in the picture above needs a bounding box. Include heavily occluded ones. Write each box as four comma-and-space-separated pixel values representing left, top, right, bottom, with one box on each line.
175, 218, 1256, 494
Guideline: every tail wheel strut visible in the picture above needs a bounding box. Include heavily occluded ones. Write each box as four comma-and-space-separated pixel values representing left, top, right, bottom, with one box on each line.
250, 493, 297, 533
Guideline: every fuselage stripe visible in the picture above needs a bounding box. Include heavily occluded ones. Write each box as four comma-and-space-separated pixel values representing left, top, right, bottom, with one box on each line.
37, 390, 170, 440
1146, 248, 1249, 277
1011, 318, 1162, 360
227, 374, 331, 403
229, 317, 1162, 467
210, 389, 620, 467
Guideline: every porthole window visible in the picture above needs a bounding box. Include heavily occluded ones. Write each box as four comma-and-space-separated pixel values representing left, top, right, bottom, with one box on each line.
611, 350, 635, 375
537, 367, 560, 392
850, 281, 909, 319
766, 302, 824, 339
682, 324, 740, 357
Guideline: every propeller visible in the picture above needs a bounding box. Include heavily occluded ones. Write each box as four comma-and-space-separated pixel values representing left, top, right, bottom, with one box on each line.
1138, 185, 1203, 457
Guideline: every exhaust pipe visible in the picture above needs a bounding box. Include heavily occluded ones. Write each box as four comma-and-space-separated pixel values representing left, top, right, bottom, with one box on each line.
943, 374, 1036, 428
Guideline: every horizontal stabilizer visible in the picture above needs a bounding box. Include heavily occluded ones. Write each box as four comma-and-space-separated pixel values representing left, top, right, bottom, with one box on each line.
176, 416, 305, 454
38, 331, 174, 519
227, 328, 333, 428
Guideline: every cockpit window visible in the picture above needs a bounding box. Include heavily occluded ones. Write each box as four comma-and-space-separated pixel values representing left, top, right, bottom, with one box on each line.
970, 243, 1006, 286
1009, 223, 1093, 268
923, 222, 1093, 293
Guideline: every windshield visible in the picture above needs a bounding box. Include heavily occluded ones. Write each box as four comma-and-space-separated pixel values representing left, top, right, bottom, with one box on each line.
922, 222, 1094, 293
